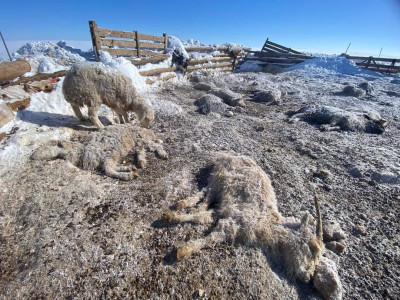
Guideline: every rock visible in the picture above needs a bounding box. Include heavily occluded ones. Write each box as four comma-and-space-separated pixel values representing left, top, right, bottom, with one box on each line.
195, 94, 228, 115
323, 220, 346, 242
314, 257, 343, 300
359, 213, 368, 221
354, 225, 367, 236
252, 89, 282, 104
193, 82, 214, 91
342, 85, 365, 97
326, 241, 346, 255
0, 132, 6, 141
190, 75, 202, 83
359, 82, 374, 95
0, 101, 14, 128
225, 111, 234, 117
210, 88, 244, 107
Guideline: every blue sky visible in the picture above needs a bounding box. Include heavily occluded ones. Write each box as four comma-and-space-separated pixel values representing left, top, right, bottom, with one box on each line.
1, 0, 399, 57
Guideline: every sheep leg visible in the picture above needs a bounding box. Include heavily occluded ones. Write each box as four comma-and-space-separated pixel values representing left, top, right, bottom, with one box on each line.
70, 104, 87, 122
118, 113, 125, 124
122, 112, 130, 123
103, 159, 139, 181
88, 106, 104, 129
147, 142, 168, 160
177, 189, 207, 210
163, 209, 213, 224
176, 231, 225, 261
136, 148, 147, 168
115, 165, 137, 172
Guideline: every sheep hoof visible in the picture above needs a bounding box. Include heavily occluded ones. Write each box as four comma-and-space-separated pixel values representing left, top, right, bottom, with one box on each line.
176, 246, 192, 261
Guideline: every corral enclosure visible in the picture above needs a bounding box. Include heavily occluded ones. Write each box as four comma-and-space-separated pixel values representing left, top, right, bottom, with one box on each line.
0, 23, 399, 300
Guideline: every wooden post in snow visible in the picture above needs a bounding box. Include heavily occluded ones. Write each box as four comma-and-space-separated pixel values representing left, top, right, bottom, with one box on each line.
89, 20, 101, 61
134, 31, 141, 57
163, 33, 168, 52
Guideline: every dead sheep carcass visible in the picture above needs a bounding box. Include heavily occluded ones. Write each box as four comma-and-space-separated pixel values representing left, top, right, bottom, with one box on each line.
31, 123, 167, 180
62, 62, 154, 129
163, 154, 342, 299
290, 105, 387, 134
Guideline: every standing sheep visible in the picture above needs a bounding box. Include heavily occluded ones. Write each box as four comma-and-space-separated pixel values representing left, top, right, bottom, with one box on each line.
163, 154, 342, 299
62, 62, 154, 129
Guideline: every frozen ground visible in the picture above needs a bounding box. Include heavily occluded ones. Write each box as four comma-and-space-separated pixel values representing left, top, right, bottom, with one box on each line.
0, 41, 399, 299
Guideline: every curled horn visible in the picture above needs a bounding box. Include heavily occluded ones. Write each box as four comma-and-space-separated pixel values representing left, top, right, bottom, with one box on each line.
314, 195, 323, 243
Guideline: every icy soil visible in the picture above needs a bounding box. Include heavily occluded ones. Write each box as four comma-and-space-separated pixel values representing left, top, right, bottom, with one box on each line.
0, 42, 399, 299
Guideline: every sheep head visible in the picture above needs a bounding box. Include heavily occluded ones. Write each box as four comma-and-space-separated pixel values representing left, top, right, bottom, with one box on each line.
282, 196, 324, 283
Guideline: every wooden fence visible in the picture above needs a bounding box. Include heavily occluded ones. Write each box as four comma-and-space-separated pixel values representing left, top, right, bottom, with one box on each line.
239, 38, 313, 70
341, 53, 400, 74
89, 21, 250, 80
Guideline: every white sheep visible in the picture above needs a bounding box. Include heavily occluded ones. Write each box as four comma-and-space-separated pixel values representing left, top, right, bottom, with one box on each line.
164, 153, 342, 299
62, 62, 154, 129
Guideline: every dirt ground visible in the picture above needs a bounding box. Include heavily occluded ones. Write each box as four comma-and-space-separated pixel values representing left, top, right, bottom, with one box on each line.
0, 70, 399, 299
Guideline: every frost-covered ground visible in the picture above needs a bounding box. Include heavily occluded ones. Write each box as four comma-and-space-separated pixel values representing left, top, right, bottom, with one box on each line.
0, 41, 399, 299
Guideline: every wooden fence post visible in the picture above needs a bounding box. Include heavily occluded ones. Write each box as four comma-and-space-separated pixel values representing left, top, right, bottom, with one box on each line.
134, 31, 141, 57
163, 33, 168, 52
89, 20, 101, 61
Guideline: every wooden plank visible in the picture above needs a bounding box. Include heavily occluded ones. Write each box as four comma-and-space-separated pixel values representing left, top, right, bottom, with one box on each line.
97, 27, 135, 39
139, 50, 164, 56
0, 60, 31, 82
2, 70, 67, 88
100, 48, 137, 56
242, 57, 305, 64
342, 54, 399, 63
89, 20, 102, 61
188, 57, 234, 65
265, 40, 302, 54
139, 67, 178, 76
139, 42, 166, 49
101, 39, 136, 48
137, 33, 165, 43
356, 63, 400, 71
126, 55, 169, 66
263, 43, 292, 54
254, 51, 313, 59
187, 62, 234, 71
361, 66, 399, 74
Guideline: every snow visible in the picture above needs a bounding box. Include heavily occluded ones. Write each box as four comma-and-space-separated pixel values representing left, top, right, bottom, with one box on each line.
0, 79, 75, 175
287, 55, 387, 77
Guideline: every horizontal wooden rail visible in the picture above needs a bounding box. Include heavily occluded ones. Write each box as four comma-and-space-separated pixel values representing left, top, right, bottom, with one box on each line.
187, 62, 234, 71
188, 57, 237, 65
139, 66, 178, 76
127, 55, 169, 66
101, 48, 138, 56
356, 62, 400, 71
139, 42, 166, 49
97, 27, 135, 39
342, 54, 399, 63
137, 33, 165, 43
101, 39, 136, 48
